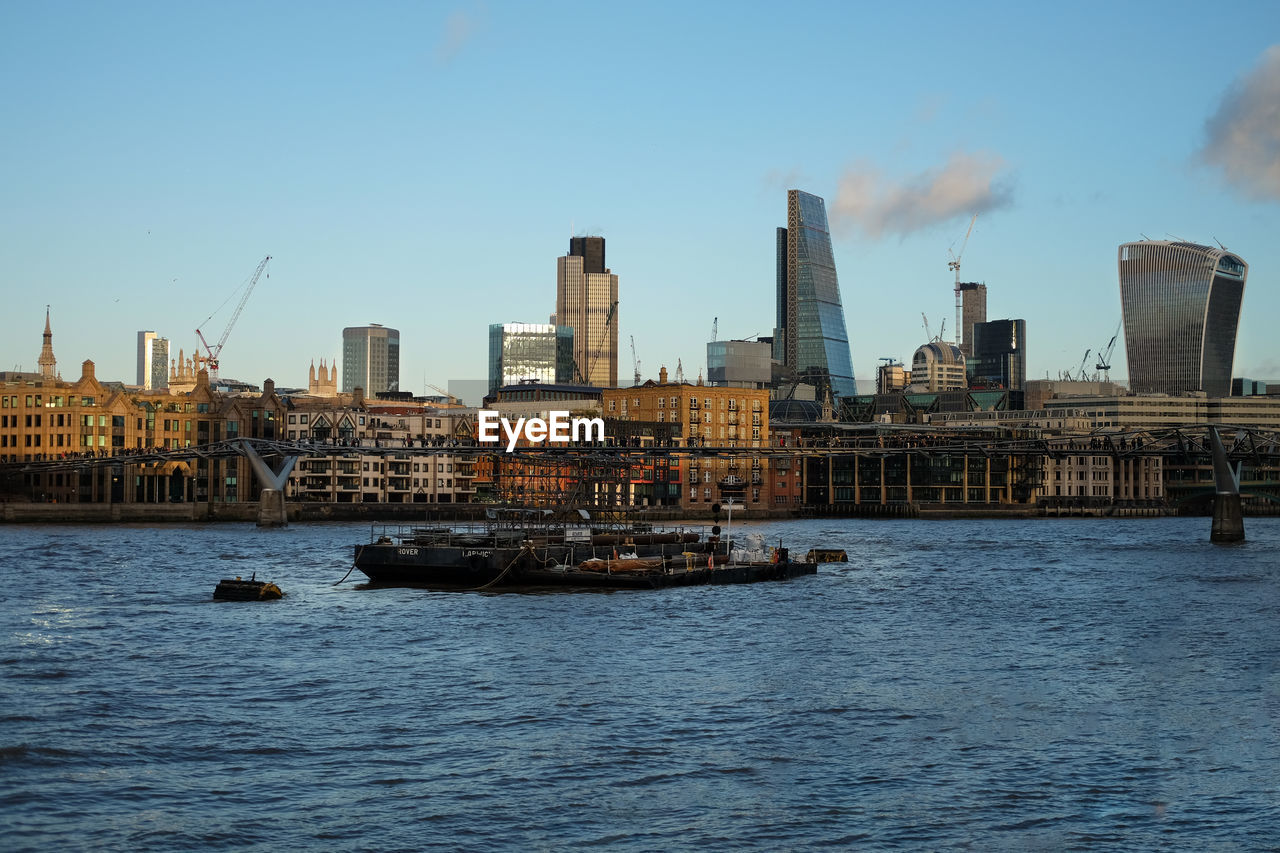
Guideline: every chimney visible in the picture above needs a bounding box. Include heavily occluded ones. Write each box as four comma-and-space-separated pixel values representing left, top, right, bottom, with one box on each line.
659, 366, 668, 384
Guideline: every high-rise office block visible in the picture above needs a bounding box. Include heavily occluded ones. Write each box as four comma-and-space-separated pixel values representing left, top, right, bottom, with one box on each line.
136, 331, 169, 390
556, 237, 618, 387
707, 339, 772, 388
971, 318, 1026, 390
568, 236, 606, 275
773, 190, 856, 399
956, 282, 988, 359
1118, 240, 1247, 397
488, 323, 575, 394
342, 324, 400, 395
910, 342, 967, 392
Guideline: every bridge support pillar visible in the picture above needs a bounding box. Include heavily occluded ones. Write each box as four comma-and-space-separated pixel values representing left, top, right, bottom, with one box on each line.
1211, 493, 1245, 544
1208, 426, 1244, 544
241, 442, 298, 528
257, 488, 288, 527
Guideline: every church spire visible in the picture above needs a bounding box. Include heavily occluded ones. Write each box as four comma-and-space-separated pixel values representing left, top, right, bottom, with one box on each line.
37, 306, 58, 380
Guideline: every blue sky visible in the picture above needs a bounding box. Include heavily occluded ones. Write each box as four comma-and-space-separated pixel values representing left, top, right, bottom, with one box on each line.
2, 1, 1278, 394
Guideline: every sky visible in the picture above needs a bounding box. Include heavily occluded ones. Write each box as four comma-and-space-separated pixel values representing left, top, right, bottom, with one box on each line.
2, 1, 1278, 397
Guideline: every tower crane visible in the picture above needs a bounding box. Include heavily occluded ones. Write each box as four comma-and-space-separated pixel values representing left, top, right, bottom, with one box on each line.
426, 382, 461, 406
630, 335, 641, 386
196, 255, 272, 382
1075, 348, 1092, 381
711, 317, 718, 342
581, 299, 618, 385
921, 313, 946, 343
948, 213, 978, 350
1095, 321, 1121, 381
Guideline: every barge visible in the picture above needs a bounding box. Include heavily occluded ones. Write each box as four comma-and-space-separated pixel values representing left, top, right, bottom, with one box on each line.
351, 511, 816, 590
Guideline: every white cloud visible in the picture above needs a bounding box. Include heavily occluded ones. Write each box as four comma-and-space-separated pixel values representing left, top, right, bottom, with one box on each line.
1201, 45, 1280, 201
436, 8, 479, 65
830, 151, 1014, 239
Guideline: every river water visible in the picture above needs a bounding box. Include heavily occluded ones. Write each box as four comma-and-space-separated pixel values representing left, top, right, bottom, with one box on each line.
1, 517, 1277, 850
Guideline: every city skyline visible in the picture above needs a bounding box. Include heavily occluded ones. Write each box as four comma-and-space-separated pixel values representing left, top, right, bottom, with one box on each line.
1, 3, 1277, 391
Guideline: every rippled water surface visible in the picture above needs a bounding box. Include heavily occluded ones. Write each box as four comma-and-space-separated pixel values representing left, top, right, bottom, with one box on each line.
2, 517, 1278, 850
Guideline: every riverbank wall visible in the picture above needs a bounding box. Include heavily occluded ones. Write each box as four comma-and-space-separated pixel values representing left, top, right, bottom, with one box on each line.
0, 500, 1191, 524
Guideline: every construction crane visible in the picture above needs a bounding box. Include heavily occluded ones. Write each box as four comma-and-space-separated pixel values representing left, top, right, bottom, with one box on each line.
425, 382, 461, 406
948, 213, 978, 350
674, 358, 684, 383
711, 317, 718, 342
1075, 348, 1092, 381
581, 300, 618, 385
195, 255, 271, 382
920, 313, 947, 344
1095, 321, 1122, 381
630, 335, 641, 386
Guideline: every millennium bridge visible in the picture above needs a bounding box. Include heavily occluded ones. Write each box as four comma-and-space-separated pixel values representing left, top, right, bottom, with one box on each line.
3, 424, 1278, 530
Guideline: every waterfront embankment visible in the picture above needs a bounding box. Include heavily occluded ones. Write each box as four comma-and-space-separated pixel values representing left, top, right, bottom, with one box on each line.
1, 500, 1181, 524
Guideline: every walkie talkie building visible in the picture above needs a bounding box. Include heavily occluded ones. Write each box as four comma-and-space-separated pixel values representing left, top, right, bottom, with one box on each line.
1118, 240, 1247, 398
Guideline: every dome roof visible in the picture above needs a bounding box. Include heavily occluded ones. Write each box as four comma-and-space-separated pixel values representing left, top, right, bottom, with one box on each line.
913, 342, 964, 365
769, 399, 822, 422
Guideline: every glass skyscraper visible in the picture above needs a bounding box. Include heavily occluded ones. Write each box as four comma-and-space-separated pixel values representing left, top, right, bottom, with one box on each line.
488, 323, 575, 394
1118, 241, 1247, 397
970, 318, 1026, 391
342, 324, 400, 395
773, 190, 856, 399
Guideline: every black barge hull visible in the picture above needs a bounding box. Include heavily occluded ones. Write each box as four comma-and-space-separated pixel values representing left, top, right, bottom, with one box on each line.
351, 541, 815, 590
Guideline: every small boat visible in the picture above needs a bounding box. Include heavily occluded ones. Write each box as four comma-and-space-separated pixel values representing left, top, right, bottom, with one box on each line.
213, 575, 284, 601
